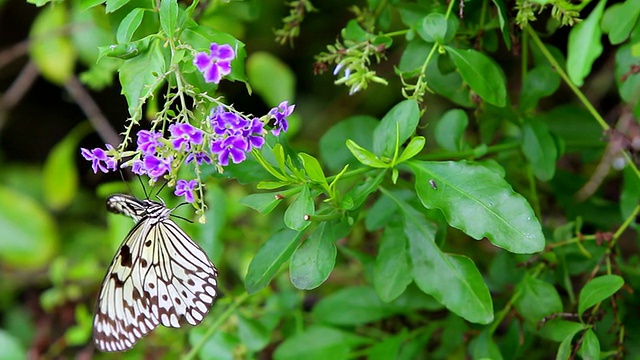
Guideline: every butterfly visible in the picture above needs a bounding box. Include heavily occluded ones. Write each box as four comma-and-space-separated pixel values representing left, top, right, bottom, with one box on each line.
93, 194, 218, 352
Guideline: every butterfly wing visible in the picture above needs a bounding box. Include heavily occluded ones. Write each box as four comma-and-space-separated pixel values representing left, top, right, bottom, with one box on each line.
93, 217, 218, 352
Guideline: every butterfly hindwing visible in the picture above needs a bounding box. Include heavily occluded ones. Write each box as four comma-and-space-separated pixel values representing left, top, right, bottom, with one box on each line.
93, 195, 218, 352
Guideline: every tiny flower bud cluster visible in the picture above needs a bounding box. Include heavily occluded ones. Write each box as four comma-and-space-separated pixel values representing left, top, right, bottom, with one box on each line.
81, 42, 296, 207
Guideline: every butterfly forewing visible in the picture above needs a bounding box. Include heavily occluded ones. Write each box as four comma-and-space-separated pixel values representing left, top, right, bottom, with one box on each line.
94, 194, 218, 352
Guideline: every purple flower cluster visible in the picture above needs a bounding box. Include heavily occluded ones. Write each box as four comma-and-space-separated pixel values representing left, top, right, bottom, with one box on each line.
194, 43, 235, 84
208, 106, 265, 166
81, 42, 297, 205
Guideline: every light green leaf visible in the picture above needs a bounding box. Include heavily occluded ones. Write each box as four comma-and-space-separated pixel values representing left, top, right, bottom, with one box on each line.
245, 229, 303, 294
0, 330, 26, 360
601, 0, 640, 44
566, 0, 606, 86
116, 9, 144, 43
435, 109, 468, 152
397, 136, 425, 163
299, 153, 328, 186
284, 185, 314, 231
240, 192, 284, 214
29, 5, 76, 85
445, 47, 507, 107
159, 0, 179, 37
513, 274, 563, 323
237, 314, 270, 352
290, 223, 337, 290
578, 275, 624, 316
274, 325, 369, 360
346, 140, 387, 168
408, 160, 544, 253
580, 329, 600, 360
373, 100, 420, 157
247, 51, 295, 106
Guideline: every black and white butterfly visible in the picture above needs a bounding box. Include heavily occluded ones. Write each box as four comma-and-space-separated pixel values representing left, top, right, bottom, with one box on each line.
93, 194, 218, 352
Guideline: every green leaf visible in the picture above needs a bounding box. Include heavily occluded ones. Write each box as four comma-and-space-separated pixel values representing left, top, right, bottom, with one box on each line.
391, 194, 493, 324
320, 115, 378, 173
159, 0, 179, 37
299, 153, 328, 187
557, 332, 576, 360
0, 187, 58, 269
601, 0, 640, 45
373, 100, 420, 157
580, 329, 600, 360
346, 140, 387, 168
245, 228, 303, 294
43, 123, 89, 210
469, 330, 503, 360
119, 37, 167, 117
344, 171, 385, 210
408, 160, 545, 253
284, 185, 314, 231
240, 192, 283, 214
98, 38, 150, 60
397, 136, 425, 163
566, 0, 606, 86
537, 319, 586, 342
0, 330, 26, 360
519, 66, 561, 111
445, 47, 507, 107
374, 221, 412, 302
290, 223, 337, 290
513, 274, 563, 323
116, 9, 145, 43
29, 5, 76, 85
190, 328, 238, 360
491, 0, 511, 49
434, 109, 468, 152
521, 117, 558, 181
237, 314, 270, 352
274, 325, 369, 360
105, 0, 129, 12
417, 13, 457, 43
247, 51, 295, 106
578, 275, 624, 316
367, 332, 404, 360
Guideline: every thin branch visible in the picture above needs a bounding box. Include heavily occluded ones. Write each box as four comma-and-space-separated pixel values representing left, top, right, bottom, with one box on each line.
0, 60, 39, 132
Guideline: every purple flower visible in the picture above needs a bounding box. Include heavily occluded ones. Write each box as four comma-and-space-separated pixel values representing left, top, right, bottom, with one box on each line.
81, 145, 117, 174
185, 151, 212, 165
209, 106, 248, 135
242, 118, 265, 150
268, 101, 295, 136
193, 43, 235, 84
127, 159, 146, 175
169, 123, 204, 151
210, 135, 248, 166
137, 130, 163, 155
144, 155, 172, 182
175, 179, 198, 203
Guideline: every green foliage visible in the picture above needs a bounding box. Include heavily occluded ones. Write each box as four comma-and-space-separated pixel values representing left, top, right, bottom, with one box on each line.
2, 0, 640, 358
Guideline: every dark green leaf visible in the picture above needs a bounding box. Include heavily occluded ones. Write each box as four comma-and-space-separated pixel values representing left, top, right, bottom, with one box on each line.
320, 116, 378, 173
578, 275, 624, 316
119, 37, 166, 117
537, 319, 586, 342
521, 118, 558, 181
374, 221, 411, 302
418, 13, 448, 43
513, 274, 563, 323
491, 0, 511, 49
445, 47, 507, 107
116, 9, 144, 43
373, 100, 420, 157
469, 330, 503, 360
408, 160, 545, 253
290, 223, 337, 290
245, 229, 303, 294
519, 66, 561, 111
367, 332, 404, 360
393, 195, 493, 324
344, 170, 385, 210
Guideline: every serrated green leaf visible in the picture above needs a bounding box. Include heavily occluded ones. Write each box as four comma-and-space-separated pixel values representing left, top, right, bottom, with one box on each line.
290, 223, 337, 290
408, 160, 545, 253
284, 185, 314, 231
245, 228, 303, 294
578, 275, 624, 316
444, 47, 507, 107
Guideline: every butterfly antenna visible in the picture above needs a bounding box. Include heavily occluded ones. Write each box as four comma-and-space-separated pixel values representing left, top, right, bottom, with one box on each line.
170, 202, 194, 223
137, 176, 150, 199
118, 164, 136, 195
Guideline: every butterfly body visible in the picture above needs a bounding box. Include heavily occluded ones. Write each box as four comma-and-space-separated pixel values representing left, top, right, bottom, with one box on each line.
94, 194, 218, 352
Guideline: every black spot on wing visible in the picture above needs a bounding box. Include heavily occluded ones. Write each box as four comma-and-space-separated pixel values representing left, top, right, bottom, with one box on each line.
120, 245, 133, 267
